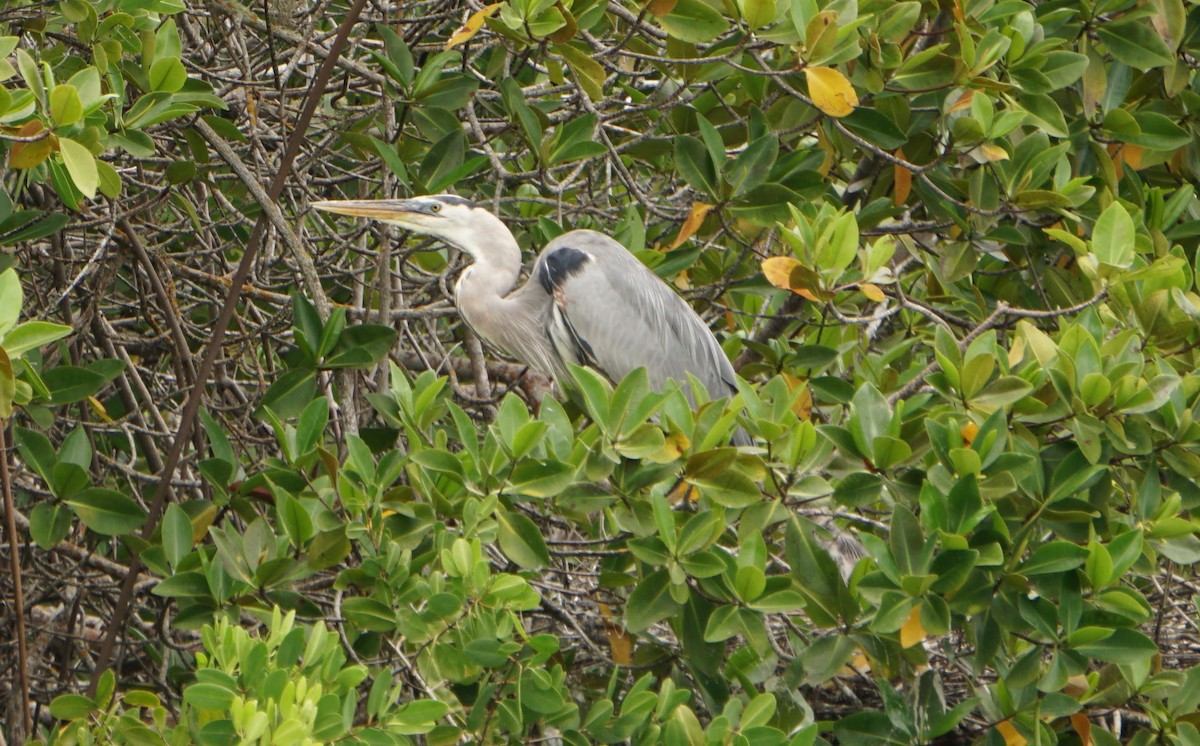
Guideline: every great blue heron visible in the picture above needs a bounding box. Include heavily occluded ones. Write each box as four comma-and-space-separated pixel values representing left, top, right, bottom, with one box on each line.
312, 194, 746, 441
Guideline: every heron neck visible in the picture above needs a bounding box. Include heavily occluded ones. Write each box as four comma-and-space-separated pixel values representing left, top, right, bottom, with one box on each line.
463, 233, 522, 295
455, 236, 558, 379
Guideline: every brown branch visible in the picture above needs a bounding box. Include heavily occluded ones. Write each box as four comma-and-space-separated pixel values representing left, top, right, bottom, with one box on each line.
87, 0, 373, 693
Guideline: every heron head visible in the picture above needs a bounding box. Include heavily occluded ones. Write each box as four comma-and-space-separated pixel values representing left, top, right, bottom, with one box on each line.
312, 194, 504, 258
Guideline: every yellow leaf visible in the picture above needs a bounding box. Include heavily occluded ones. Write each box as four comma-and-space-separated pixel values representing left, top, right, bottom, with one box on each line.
549, 3, 578, 44
445, 3, 501, 50
837, 650, 870, 677
762, 256, 802, 290
860, 282, 885, 301
996, 720, 1028, 746
893, 148, 911, 206
960, 420, 979, 447
8, 120, 51, 170
88, 396, 113, 423
979, 143, 1009, 161
899, 605, 926, 648
647, 0, 677, 17
599, 602, 633, 664
668, 482, 699, 504
805, 66, 858, 117
1070, 713, 1091, 746
1007, 335, 1025, 368
666, 429, 691, 457
1123, 144, 1143, 170
670, 202, 712, 249
947, 89, 974, 113
782, 374, 813, 420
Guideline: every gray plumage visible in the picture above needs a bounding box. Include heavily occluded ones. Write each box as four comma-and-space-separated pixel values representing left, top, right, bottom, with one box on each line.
312, 195, 742, 435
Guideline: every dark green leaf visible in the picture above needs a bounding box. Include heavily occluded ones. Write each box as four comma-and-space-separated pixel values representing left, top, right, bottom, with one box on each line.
65, 488, 146, 535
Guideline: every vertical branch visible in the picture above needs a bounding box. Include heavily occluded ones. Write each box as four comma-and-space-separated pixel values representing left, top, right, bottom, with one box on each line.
86, 0, 372, 693
0, 423, 32, 739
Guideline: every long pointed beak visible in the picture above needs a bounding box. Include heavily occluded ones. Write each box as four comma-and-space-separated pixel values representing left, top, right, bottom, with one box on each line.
311, 199, 421, 221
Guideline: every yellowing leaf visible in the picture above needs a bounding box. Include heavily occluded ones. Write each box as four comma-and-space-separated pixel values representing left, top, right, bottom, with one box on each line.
1070, 713, 1092, 746
88, 396, 113, 422
762, 256, 802, 290
558, 43, 605, 100
445, 3, 501, 50
979, 143, 1009, 161
9, 120, 51, 169
662, 429, 691, 460
960, 420, 979, 447
947, 89, 974, 113
806, 66, 858, 117
893, 148, 911, 205
549, 4, 578, 44
860, 282, 885, 301
1007, 335, 1025, 368
782, 374, 813, 420
647, 0, 677, 17
900, 605, 926, 648
599, 602, 633, 664
1123, 144, 1143, 170
670, 202, 712, 249
996, 720, 1027, 746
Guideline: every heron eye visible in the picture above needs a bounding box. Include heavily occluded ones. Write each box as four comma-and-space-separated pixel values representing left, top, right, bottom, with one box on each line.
430, 203, 441, 213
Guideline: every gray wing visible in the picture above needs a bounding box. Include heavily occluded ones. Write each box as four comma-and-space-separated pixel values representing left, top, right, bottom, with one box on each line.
531, 229, 738, 402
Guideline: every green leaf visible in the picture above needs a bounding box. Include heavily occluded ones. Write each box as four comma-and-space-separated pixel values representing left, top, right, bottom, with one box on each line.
259, 369, 317, 419
688, 468, 761, 507
151, 571, 212, 598
625, 569, 682, 633
15, 426, 56, 485
420, 130, 466, 193
50, 693, 97, 720
675, 135, 720, 199
510, 459, 576, 497
294, 396, 328, 456
58, 138, 99, 199
1070, 627, 1160, 664
1097, 21, 1174, 70
559, 43, 605, 100
324, 324, 397, 368
162, 502, 193, 569
183, 682, 235, 712
1093, 202, 1135, 269
395, 699, 449, 725
0, 270, 20, 337
342, 597, 397, 632
497, 510, 551, 569
277, 491, 314, 548
65, 488, 146, 536
726, 134, 778, 198
971, 376, 1033, 409
49, 84, 83, 126
1021, 540, 1089, 576
3, 320, 73, 357
0, 211, 70, 245
659, 0, 730, 42
148, 57, 187, 92
28, 503, 72, 549
43, 362, 122, 404
840, 107, 908, 149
